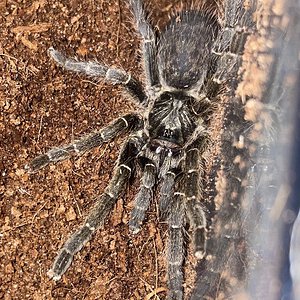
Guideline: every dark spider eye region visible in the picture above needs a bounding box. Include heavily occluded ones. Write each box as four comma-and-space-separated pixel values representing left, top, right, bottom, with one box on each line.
154, 126, 181, 145
161, 128, 178, 140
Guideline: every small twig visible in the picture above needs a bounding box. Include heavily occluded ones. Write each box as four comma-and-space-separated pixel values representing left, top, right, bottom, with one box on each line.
31, 200, 48, 224
144, 287, 167, 300
18, 187, 32, 196
71, 119, 75, 145
116, 0, 122, 57
81, 79, 100, 86
70, 185, 82, 218
153, 239, 159, 300
0, 52, 18, 60
104, 275, 117, 285
97, 143, 110, 161
35, 114, 44, 144
137, 234, 153, 260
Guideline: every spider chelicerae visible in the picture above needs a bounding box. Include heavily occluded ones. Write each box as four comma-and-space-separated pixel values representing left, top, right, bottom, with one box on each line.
26, 0, 255, 298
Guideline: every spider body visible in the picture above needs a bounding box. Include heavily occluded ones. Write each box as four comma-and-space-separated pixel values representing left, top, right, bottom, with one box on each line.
27, 0, 254, 299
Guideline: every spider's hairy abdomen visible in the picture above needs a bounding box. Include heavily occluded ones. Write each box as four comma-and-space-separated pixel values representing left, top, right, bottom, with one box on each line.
158, 10, 220, 90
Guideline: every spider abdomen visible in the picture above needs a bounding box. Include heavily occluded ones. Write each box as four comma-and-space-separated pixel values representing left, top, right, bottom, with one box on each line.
158, 10, 219, 90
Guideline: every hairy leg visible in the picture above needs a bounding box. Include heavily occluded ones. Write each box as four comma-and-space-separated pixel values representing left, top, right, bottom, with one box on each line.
167, 191, 185, 300
129, 0, 159, 86
129, 160, 156, 233
47, 136, 142, 280
184, 147, 207, 259
212, 0, 256, 84
159, 170, 176, 217
26, 113, 141, 172
49, 47, 147, 103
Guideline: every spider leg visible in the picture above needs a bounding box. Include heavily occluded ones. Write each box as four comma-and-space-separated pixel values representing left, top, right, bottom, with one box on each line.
167, 191, 185, 300
26, 113, 141, 172
214, 0, 254, 55
184, 147, 206, 259
47, 136, 142, 281
159, 170, 176, 217
48, 47, 147, 103
129, 160, 156, 234
129, 0, 159, 86
211, 0, 256, 85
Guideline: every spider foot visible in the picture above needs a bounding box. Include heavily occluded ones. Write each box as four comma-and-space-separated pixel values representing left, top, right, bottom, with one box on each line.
194, 227, 206, 259
128, 220, 142, 234
48, 47, 66, 66
48, 249, 74, 281
25, 154, 50, 173
26, 147, 72, 173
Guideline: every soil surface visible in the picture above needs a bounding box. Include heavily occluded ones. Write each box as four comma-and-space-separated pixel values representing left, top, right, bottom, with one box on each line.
0, 1, 184, 299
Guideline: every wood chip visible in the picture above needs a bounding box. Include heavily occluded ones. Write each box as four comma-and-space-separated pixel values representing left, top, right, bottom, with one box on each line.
12, 23, 51, 34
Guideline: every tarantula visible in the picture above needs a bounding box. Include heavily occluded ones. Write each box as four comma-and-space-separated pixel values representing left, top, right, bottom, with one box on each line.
27, 0, 254, 298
